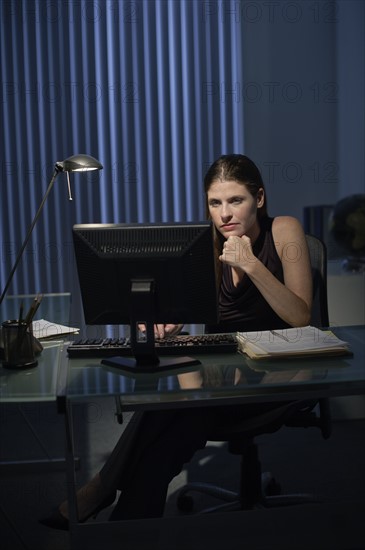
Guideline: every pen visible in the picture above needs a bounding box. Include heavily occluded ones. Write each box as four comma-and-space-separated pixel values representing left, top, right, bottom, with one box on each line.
270, 330, 290, 342
24, 294, 43, 328
16, 301, 25, 347
18, 301, 24, 325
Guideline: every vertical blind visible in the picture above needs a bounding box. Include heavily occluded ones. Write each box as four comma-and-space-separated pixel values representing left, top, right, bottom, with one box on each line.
0, 0, 245, 297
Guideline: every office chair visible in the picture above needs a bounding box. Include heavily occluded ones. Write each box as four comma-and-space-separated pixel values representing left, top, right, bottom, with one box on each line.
176, 234, 332, 513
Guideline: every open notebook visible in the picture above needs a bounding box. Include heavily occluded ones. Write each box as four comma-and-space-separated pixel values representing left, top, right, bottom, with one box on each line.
236, 326, 350, 360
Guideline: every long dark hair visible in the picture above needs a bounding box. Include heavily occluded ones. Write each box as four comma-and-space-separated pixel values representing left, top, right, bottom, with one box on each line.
204, 154, 268, 282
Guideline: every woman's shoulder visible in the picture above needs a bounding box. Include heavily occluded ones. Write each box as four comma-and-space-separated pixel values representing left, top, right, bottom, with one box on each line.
271, 216, 307, 257
272, 215, 305, 239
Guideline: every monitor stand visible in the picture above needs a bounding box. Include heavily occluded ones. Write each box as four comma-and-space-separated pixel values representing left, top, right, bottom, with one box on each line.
101, 280, 201, 374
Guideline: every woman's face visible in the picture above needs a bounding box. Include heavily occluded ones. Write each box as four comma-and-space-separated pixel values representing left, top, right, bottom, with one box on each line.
207, 179, 264, 239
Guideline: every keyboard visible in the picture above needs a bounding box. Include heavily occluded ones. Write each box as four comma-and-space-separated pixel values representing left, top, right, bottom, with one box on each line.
67, 333, 237, 358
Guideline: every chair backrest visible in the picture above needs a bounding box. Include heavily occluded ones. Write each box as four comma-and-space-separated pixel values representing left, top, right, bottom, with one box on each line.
305, 234, 329, 327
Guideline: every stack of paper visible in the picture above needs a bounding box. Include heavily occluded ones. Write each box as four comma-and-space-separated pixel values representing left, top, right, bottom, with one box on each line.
236, 326, 350, 360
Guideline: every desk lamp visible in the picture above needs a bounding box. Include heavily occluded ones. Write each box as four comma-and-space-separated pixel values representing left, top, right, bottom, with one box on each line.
0, 154, 103, 306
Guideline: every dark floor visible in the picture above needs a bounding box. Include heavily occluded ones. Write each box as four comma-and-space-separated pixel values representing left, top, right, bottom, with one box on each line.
1, 398, 364, 550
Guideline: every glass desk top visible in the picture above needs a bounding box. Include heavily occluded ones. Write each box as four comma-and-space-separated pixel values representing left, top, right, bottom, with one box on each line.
64, 326, 365, 410
0, 341, 64, 402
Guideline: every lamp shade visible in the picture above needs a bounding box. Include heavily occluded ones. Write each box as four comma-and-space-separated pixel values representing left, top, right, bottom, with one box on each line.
56, 154, 103, 173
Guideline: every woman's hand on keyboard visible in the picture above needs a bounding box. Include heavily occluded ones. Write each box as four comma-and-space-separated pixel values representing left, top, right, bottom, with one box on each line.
138, 324, 184, 339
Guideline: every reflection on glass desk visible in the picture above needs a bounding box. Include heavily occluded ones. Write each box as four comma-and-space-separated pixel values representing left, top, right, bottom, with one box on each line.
64, 326, 365, 410
0, 341, 64, 402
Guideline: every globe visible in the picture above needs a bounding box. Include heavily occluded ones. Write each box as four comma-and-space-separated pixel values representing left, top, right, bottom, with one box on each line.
329, 194, 365, 271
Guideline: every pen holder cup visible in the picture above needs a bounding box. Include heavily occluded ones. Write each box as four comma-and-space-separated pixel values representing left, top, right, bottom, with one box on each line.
1, 320, 38, 369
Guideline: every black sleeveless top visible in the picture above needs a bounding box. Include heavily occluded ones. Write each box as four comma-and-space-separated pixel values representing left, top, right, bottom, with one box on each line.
206, 217, 291, 333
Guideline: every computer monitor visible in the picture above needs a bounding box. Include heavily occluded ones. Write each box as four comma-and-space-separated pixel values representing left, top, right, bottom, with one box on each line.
72, 222, 218, 372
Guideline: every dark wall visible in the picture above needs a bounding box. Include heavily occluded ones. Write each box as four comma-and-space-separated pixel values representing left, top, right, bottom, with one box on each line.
242, 0, 364, 221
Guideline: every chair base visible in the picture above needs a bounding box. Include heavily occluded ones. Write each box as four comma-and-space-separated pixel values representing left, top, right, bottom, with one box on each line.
176, 472, 322, 514
176, 396, 330, 516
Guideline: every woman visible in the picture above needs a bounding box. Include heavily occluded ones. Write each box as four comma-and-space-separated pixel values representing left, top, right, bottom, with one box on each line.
41, 154, 312, 528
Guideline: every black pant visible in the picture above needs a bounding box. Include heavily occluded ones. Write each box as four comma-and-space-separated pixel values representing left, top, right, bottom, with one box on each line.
101, 403, 287, 520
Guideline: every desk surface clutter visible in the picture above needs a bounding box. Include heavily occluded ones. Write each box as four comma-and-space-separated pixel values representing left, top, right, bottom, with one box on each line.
236, 326, 350, 359
1, 294, 364, 410
63, 325, 364, 408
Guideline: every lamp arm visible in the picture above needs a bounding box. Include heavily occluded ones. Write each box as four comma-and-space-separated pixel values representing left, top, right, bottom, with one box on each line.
0, 167, 61, 306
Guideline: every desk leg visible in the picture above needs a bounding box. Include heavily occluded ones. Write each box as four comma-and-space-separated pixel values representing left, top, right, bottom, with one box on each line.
64, 399, 79, 531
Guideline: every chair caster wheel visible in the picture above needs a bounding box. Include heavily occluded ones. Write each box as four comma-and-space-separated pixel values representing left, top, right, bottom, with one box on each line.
177, 494, 194, 513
